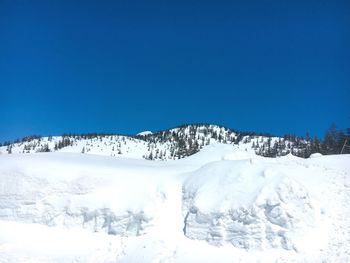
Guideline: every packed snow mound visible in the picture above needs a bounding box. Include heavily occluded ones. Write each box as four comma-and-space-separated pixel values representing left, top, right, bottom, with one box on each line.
182, 160, 315, 250
0, 153, 180, 236
0, 175, 150, 236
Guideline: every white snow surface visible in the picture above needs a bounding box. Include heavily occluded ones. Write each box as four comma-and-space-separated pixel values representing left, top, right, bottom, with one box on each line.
0, 143, 349, 262
137, 131, 153, 136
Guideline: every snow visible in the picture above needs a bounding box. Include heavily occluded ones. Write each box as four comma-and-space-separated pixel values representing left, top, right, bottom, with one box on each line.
0, 144, 349, 262
0, 124, 310, 161
137, 131, 153, 136
182, 160, 317, 250
310, 152, 323, 158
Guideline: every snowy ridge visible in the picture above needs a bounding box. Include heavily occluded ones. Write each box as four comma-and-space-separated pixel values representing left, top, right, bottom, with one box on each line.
0, 144, 349, 262
0, 124, 312, 159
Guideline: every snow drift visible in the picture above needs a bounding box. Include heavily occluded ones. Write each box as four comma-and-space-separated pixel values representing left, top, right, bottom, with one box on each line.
0, 144, 349, 262
183, 160, 315, 250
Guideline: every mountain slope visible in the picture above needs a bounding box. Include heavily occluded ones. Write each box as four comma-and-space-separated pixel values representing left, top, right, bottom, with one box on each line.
0, 124, 313, 159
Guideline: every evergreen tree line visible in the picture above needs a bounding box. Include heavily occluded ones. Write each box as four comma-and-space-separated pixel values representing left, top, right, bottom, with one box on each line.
252, 124, 350, 158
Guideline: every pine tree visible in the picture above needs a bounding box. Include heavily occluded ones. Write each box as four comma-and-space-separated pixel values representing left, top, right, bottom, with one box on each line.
323, 124, 338, 154
337, 129, 346, 154
7, 145, 12, 154
311, 136, 322, 153
148, 151, 153, 160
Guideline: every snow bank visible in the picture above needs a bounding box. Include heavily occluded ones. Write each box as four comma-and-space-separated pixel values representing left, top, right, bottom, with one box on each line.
0, 153, 181, 237
0, 170, 153, 236
0, 147, 349, 262
182, 160, 315, 250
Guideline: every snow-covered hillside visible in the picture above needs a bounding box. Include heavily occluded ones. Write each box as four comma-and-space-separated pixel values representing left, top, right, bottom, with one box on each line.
0, 144, 349, 262
0, 124, 313, 160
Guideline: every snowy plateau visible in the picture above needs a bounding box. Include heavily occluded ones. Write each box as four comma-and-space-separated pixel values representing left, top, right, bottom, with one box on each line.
0, 127, 349, 262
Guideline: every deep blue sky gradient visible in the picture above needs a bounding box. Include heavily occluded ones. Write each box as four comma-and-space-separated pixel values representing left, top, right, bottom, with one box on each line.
1, 0, 349, 142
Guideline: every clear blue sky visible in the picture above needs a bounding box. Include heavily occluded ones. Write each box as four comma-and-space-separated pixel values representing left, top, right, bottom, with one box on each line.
1, 0, 349, 142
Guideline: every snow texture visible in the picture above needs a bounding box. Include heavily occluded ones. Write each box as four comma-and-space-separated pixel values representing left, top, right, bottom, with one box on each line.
0, 143, 349, 262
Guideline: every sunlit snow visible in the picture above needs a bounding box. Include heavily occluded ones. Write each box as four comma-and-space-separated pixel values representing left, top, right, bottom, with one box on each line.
0, 144, 349, 262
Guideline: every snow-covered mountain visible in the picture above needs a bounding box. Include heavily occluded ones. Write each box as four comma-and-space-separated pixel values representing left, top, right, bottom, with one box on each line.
0, 143, 349, 262
0, 124, 313, 159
